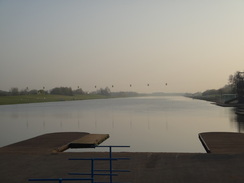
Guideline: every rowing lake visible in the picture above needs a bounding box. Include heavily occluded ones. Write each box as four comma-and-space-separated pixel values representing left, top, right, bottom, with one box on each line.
0, 96, 243, 152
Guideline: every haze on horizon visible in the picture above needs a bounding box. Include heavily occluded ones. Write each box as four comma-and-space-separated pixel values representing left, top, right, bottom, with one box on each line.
0, 1, 243, 94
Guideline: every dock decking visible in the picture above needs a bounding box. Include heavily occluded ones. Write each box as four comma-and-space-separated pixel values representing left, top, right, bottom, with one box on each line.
199, 132, 244, 154
0, 132, 109, 154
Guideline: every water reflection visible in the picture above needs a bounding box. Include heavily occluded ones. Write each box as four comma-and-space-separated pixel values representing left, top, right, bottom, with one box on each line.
230, 107, 244, 132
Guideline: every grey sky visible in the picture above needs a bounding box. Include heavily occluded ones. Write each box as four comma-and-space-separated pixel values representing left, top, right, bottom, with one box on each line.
0, 0, 243, 93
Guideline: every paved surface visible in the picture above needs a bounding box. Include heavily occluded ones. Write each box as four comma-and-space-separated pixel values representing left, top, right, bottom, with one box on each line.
1, 152, 244, 183
2, 132, 244, 183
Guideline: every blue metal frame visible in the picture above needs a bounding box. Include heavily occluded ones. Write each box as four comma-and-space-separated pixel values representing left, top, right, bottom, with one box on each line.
97, 146, 130, 183
69, 146, 130, 183
29, 178, 93, 183
29, 145, 130, 183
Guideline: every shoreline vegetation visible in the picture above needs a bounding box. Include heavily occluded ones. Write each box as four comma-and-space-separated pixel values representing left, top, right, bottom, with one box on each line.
185, 94, 222, 103
1, 71, 242, 106
0, 94, 111, 105
0, 92, 185, 106
185, 71, 243, 104
0, 86, 182, 105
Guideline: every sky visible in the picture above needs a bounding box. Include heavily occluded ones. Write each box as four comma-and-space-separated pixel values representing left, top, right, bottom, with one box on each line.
0, 0, 243, 93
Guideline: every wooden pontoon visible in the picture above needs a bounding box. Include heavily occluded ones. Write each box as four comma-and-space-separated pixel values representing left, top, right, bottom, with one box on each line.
199, 132, 244, 154
0, 132, 109, 154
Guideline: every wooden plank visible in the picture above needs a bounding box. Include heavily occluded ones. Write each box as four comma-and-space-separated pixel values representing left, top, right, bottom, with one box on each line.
69, 134, 109, 148
199, 132, 244, 154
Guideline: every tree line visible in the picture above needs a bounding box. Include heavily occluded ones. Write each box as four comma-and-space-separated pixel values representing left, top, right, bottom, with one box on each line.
0, 86, 113, 96
188, 71, 243, 98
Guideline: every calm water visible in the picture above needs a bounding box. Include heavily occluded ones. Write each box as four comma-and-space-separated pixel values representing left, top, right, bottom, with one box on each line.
0, 96, 243, 152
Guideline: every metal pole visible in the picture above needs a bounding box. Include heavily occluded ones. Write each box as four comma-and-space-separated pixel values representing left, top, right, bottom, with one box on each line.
109, 146, 112, 183
91, 159, 94, 183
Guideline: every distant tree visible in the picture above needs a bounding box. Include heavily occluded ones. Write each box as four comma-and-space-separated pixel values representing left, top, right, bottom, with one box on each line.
96, 87, 111, 96
229, 71, 244, 93
38, 89, 48, 95
19, 87, 29, 95
197, 71, 243, 98
218, 84, 233, 95
229, 72, 238, 93
10, 87, 19, 95
29, 89, 38, 95
50, 87, 73, 96
73, 88, 85, 95
0, 90, 9, 96
202, 89, 219, 96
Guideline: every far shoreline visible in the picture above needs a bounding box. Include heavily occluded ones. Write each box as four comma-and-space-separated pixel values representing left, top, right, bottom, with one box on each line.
0, 93, 185, 106
0, 94, 111, 106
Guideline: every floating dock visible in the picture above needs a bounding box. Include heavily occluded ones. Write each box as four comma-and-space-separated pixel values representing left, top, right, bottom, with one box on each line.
0, 132, 109, 154
199, 132, 244, 154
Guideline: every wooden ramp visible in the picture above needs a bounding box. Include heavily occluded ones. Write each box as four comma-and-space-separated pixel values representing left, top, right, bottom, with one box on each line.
69, 134, 109, 148
0, 132, 109, 154
199, 132, 244, 154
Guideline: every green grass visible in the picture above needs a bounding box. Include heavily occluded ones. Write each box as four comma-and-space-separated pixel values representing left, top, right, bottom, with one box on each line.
0, 94, 109, 105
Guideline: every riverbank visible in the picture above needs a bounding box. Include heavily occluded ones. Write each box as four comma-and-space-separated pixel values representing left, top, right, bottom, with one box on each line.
186, 95, 220, 103
187, 95, 244, 109
0, 93, 184, 105
0, 94, 110, 105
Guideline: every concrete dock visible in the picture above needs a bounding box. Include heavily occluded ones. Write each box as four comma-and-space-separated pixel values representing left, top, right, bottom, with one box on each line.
1, 132, 244, 183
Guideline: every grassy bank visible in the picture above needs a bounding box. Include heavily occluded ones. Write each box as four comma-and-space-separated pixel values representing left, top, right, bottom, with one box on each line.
0, 94, 109, 105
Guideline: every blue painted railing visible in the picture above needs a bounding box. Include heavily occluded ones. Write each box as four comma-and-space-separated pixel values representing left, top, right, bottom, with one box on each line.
69, 146, 130, 183
29, 178, 93, 183
29, 145, 130, 183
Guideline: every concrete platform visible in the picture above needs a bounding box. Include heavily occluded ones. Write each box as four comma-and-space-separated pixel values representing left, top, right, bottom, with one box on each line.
199, 132, 244, 154
2, 132, 244, 182
2, 152, 244, 183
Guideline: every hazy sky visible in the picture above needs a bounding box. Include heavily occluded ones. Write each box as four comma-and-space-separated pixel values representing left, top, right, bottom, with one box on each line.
0, 1, 243, 93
